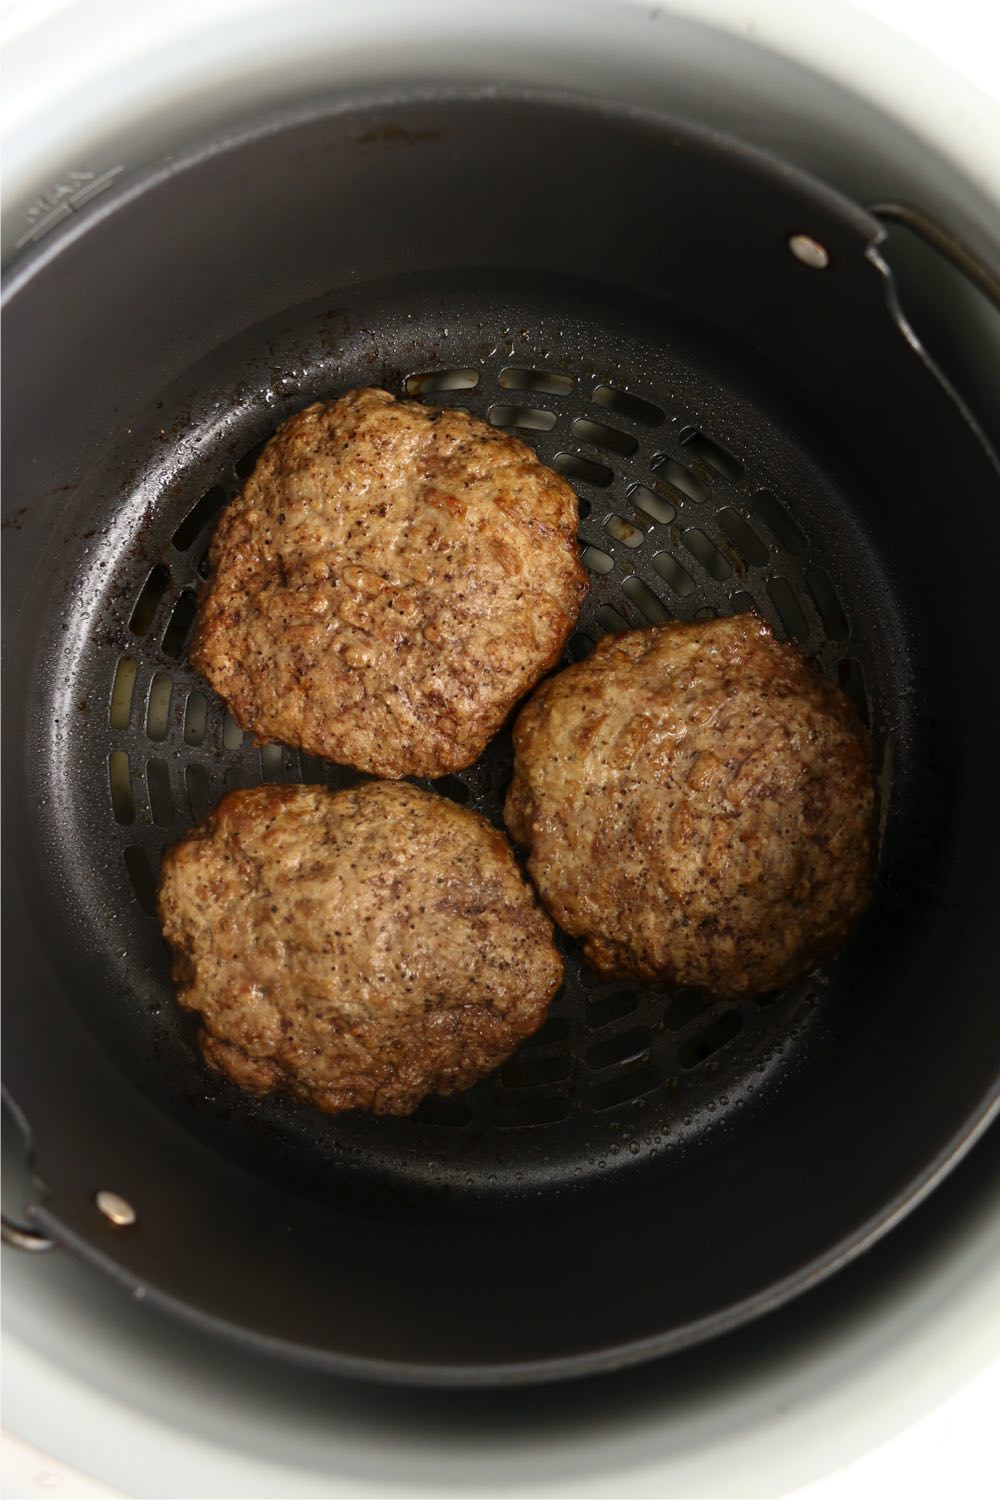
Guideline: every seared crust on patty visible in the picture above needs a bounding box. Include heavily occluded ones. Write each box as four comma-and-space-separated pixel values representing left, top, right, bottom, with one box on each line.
504, 616, 876, 999
157, 782, 563, 1115
190, 388, 588, 778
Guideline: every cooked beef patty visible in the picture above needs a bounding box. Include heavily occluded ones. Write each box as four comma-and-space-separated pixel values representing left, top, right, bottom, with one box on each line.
504, 615, 876, 999
158, 782, 563, 1115
190, 388, 588, 778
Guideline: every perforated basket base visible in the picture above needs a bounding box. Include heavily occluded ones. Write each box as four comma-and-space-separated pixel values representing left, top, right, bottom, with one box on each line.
42, 269, 905, 1206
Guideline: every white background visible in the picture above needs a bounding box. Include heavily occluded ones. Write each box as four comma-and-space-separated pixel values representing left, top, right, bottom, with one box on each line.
2, 2, 998, 1496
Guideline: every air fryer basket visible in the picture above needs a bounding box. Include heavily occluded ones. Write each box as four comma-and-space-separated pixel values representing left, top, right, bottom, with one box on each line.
3, 91, 999, 1384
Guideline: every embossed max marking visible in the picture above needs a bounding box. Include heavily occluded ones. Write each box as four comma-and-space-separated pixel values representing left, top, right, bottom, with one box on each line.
16, 166, 124, 248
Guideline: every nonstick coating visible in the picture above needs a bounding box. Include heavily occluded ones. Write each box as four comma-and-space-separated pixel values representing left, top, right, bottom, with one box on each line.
31, 277, 906, 1198
3, 91, 999, 1382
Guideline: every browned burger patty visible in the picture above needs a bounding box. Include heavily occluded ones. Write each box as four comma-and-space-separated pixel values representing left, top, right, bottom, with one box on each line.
504, 615, 876, 999
157, 781, 563, 1115
190, 388, 588, 779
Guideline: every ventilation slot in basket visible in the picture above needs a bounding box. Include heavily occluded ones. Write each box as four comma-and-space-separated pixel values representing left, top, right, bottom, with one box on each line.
123, 846, 157, 915
498, 367, 575, 395
406, 369, 480, 395
680, 429, 744, 481
488, 405, 557, 431
554, 453, 614, 487
109, 657, 137, 729
591, 384, 665, 426
172, 487, 226, 552
571, 417, 638, 457
129, 566, 170, 636
651, 455, 710, 504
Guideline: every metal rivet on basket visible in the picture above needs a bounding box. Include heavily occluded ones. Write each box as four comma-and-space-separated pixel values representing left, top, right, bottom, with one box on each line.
95, 1189, 138, 1227
788, 234, 830, 269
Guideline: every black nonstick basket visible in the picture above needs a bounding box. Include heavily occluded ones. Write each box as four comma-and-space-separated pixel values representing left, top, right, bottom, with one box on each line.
3, 89, 999, 1384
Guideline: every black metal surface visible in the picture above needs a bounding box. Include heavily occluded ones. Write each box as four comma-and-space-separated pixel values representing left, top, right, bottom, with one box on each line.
869, 201, 1000, 308
3, 91, 999, 1382
34, 278, 904, 1200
